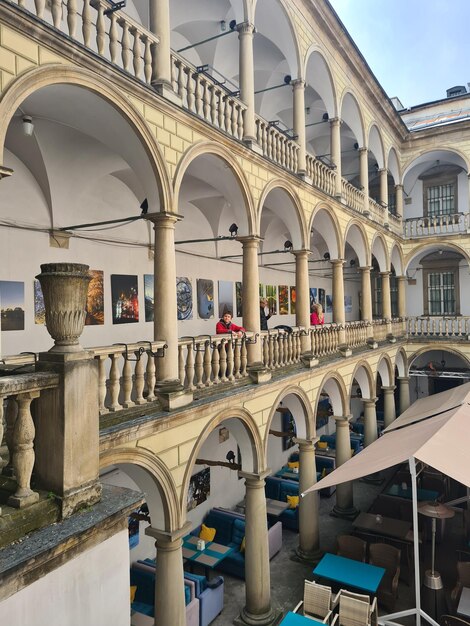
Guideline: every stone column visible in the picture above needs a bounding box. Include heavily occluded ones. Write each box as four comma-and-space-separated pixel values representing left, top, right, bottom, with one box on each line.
330, 117, 342, 198
239, 236, 271, 383
395, 183, 404, 218
238, 470, 281, 625
149, 0, 178, 102
332, 416, 358, 519
359, 266, 373, 322
397, 376, 411, 414
381, 271, 392, 336
237, 22, 257, 146
146, 213, 193, 410
292, 78, 307, 176
362, 398, 378, 447
146, 524, 191, 626
359, 147, 369, 213
331, 259, 348, 351
382, 385, 396, 428
295, 438, 321, 561
397, 275, 407, 319
379, 168, 388, 209
34, 263, 101, 517
294, 249, 316, 365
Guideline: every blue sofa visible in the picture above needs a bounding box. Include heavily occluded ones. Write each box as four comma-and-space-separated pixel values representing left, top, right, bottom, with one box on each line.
319, 433, 363, 453
192, 508, 282, 579
265, 476, 299, 531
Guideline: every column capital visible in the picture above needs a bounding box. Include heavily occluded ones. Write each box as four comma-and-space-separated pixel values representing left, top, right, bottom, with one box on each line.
0, 165, 13, 179
329, 117, 342, 127
358, 147, 368, 155
292, 248, 311, 258
379, 270, 391, 277
397, 274, 407, 281
330, 258, 345, 266
382, 385, 396, 392
291, 77, 306, 90
293, 436, 319, 448
397, 375, 410, 382
361, 397, 378, 405
145, 521, 192, 543
236, 234, 263, 246
395, 183, 404, 190
359, 265, 372, 272
236, 21, 255, 36
239, 468, 271, 484
333, 414, 352, 424
144, 211, 183, 227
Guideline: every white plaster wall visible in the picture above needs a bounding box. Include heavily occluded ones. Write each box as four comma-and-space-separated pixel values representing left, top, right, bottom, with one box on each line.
406, 261, 470, 316
0, 530, 130, 626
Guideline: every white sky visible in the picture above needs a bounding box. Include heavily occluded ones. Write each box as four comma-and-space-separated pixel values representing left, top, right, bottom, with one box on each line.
328, 0, 470, 109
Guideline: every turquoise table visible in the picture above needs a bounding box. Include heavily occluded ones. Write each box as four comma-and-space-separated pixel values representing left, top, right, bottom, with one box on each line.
280, 611, 325, 625
386, 484, 439, 501
182, 535, 234, 572
313, 553, 385, 594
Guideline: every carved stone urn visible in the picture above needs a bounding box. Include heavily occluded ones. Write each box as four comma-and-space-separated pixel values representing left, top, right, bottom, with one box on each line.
36, 263, 91, 352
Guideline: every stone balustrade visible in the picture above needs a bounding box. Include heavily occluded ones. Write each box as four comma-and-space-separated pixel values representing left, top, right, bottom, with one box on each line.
407, 316, 470, 338
403, 212, 469, 238
305, 153, 337, 197
344, 321, 370, 348
367, 197, 386, 225
255, 117, 299, 173
372, 319, 388, 342
261, 328, 303, 369
341, 179, 365, 214
391, 317, 406, 337
309, 323, 340, 357
0, 372, 59, 514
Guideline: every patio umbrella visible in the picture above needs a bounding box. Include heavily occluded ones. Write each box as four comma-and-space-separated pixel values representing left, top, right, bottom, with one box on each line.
301, 381, 470, 626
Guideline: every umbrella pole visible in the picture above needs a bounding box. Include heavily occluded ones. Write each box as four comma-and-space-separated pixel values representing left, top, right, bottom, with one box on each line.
410, 456, 422, 626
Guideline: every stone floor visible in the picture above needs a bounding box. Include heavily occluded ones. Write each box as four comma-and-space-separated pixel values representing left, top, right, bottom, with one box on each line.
210, 470, 466, 625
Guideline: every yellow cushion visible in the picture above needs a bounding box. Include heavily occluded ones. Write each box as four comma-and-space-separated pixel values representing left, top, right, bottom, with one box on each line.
317, 441, 328, 449
287, 495, 299, 509
130, 585, 137, 603
287, 461, 299, 469
199, 524, 216, 542
240, 536, 245, 553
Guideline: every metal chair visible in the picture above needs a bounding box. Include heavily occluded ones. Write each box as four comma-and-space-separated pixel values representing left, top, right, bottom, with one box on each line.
331, 589, 378, 626
293, 580, 333, 623
451, 561, 470, 611
368, 543, 401, 611
336, 535, 367, 562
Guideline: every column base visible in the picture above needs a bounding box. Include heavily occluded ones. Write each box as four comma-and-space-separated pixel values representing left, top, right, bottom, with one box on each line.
247, 364, 272, 384
300, 353, 319, 368
367, 338, 378, 349
294, 545, 323, 564
339, 344, 352, 357
58, 481, 102, 518
152, 80, 182, 105
243, 138, 263, 155
8, 490, 39, 508
156, 380, 193, 411
330, 505, 359, 520
234, 606, 283, 626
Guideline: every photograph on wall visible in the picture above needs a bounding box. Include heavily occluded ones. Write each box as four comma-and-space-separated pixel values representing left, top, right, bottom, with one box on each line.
280, 408, 297, 451
309, 287, 317, 311
290, 286, 296, 315
0, 281, 25, 331
218, 280, 233, 317
278, 285, 289, 315
266, 285, 277, 315
111, 274, 139, 324
235, 281, 243, 317
86, 270, 104, 325
187, 467, 211, 511
318, 288, 326, 310
259, 283, 264, 297
197, 278, 214, 319
326, 294, 333, 313
34, 279, 45, 325
344, 295, 352, 313
176, 277, 193, 321
144, 274, 154, 322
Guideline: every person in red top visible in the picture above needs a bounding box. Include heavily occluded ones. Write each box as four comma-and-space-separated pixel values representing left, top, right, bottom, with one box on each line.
216, 311, 245, 337
310, 303, 325, 326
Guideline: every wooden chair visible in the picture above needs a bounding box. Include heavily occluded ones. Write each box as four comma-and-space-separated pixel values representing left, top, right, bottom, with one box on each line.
451, 561, 470, 611
331, 589, 378, 626
368, 543, 401, 612
293, 580, 333, 623
337, 535, 367, 562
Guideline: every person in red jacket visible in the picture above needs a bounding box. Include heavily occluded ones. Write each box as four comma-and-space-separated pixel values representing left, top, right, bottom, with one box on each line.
216, 311, 245, 337
310, 303, 325, 326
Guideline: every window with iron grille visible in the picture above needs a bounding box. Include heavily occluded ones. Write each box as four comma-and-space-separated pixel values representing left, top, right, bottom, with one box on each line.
427, 271, 455, 315
390, 274, 398, 317
427, 183, 454, 217
372, 274, 382, 318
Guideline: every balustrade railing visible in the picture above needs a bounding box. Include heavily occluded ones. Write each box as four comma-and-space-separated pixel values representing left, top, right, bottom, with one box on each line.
0, 372, 59, 513
391, 317, 406, 337
388, 212, 402, 236
306, 153, 337, 197
344, 321, 370, 348
403, 213, 468, 238
368, 198, 386, 225
372, 319, 388, 342
261, 328, 303, 369
171, 53, 246, 141
255, 117, 299, 173
407, 316, 470, 338
342, 180, 365, 214
309, 324, 340, 357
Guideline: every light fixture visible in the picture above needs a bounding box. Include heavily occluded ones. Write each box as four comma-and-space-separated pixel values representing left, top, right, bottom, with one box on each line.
22, 116, 34, 137
323, 252, 330, 260
220, 19, 226, 31
354, 142, 359, 150
229, 223, 238, 237
226, 450, 236, 463
350, 259, 356, 266
140, 198, 148, 215
284, 240, 293, 252
322, 112, 329, 121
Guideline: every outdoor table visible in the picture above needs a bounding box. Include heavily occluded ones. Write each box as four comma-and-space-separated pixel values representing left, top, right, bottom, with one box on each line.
277, 468, 300, 481
313, 553, 385, 594
266, 498, 290, 517
457, 587, 470, 618
280, 611, 326, 625
386, 484, 439, 501
182, 534, 234, 577
353, 511, 412, 540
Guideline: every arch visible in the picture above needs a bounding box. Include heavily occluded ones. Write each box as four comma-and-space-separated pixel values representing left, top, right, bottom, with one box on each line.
370, 232, 390, 270
314, 372, 349, 421
100, 447, 181, 532
180, 407, 263, 515
0, 64, 172, 213
376, 354, 394, 387
408, 345, 470, 369
257, 179, 308, 248
303, 45, 337, 118
339, 90, 366, 147
309, 204, 343, 259
394, 347, 408, 378
387, 147, 401, 184
173, 141, 256, 235
402, 147, 470, 180
390, 243, 404, 275
264, 385, 314, 454
367, 123, 385, 169
350, 361, 375, 400
343, 219, 370, 266
404, 241, 470, 272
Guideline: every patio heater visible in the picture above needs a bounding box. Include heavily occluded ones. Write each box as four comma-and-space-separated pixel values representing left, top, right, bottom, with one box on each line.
419, 501, 455, 619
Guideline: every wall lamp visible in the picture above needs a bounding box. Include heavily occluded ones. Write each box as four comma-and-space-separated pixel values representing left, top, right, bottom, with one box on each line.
229, 223, 239, 237
284, 240, 293, 252
22, 116, 34, 137
323, 252, 330, 260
